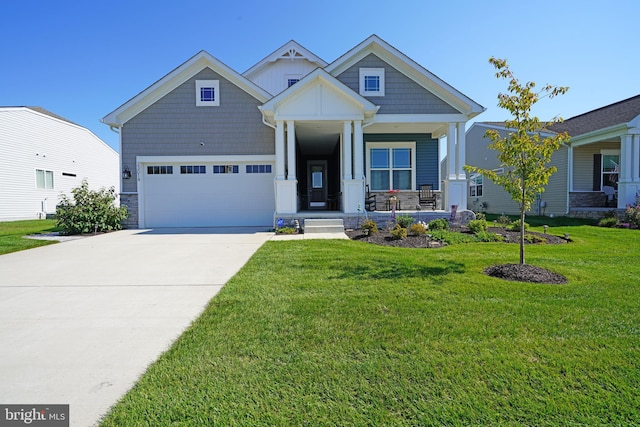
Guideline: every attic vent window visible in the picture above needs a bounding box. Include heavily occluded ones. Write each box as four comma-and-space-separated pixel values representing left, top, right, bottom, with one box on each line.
359, 68, 385, 97
195, 80, 220, 106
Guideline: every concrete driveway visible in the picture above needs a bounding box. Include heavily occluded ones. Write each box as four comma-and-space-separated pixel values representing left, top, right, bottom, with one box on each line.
0, 228, 273, 427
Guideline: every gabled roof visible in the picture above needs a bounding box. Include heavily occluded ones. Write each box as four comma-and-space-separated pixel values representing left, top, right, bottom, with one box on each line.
0, 106, 78, 126
243, 40, 327, 80
550, 94, 640, 136
102, 51, 272, 127
325, 35, 485, 118
259, 67, 379, 122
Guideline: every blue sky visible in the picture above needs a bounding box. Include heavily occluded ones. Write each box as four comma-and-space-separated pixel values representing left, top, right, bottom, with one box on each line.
2, 0, 639, 152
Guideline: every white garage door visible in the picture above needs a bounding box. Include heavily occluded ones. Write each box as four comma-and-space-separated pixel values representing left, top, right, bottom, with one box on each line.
141, 162, 275, 227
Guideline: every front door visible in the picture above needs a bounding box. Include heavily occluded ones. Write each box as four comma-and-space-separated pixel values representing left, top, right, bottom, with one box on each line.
307, 160, 327, 209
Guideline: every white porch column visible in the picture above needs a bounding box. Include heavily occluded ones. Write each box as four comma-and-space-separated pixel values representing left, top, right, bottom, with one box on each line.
286, 121, 296, 181
274, 120, 296, 214
353, 120, 364, 180
632, 134, 640, 182
343, 121, 353, 180
275, 121, 285, 180
447, 123, 456, 179
456, 122, 466, 179
617, 133, 640, 208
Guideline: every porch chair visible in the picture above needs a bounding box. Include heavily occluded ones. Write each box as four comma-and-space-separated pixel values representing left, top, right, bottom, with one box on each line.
602, 186, 617, 207
364, 185, 377, 211
419, 184, 437, 210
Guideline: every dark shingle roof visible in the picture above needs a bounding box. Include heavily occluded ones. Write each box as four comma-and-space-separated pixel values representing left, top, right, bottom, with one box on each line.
549, 94, 640, 136
25, 106, 79, 126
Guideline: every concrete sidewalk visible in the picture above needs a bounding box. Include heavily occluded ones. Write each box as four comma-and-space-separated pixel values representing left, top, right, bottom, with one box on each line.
0, 228, 272, 427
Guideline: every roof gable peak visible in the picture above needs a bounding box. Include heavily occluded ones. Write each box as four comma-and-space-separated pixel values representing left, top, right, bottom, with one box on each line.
243, 40, 327, 78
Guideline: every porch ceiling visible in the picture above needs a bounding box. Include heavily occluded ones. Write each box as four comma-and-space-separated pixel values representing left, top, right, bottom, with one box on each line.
295, 122, 341, 155
365, 121, 446, 137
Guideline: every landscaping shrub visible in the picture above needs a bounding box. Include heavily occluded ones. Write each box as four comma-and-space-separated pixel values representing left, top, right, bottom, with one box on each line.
476, 231, 504, 242
276, 227, 296, 234
467, 219, 489, 234
598, 217, 619, 228
524, 233, 547, 244
396, 214, 414, 228
409, 222, 428, 236
390, 224, 407, 240
495, 214, 512, 226
507, 219, 530, 231
624, 200, 640, 228
474, 211, 487, 221
56, 180, 127, 235
361, 219, 378, 235
428, 218, 449, 231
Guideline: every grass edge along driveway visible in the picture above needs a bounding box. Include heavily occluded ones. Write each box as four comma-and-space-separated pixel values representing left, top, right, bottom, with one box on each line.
0, 219, 58, 255
99, 224, 639, 426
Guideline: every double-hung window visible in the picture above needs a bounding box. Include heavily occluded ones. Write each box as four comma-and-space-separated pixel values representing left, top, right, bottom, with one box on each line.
469, 174, 483, 197
367, 143, 415, 191
602, 151, 619, 188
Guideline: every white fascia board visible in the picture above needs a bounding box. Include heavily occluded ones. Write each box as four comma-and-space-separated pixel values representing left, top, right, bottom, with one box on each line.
243, 40, 328, 78
326, 35, 485, 118
468, 122, 557, 138
102, 51, 272, 127
137, 155, 276, 164
568, 123, 630, 147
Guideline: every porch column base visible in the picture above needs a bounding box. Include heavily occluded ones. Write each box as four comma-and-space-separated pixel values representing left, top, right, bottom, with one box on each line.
444, 178, 468, 211
275, 180, 298, 214
343, 179, 364, 213
617, 181, 640, 208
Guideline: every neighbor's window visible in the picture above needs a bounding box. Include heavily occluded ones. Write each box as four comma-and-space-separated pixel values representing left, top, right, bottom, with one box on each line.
180, 165, 206, 174
36, 169, 54, 189
367, 143, 415, 191
602, 152, 619, 188
287, 79, 299, 87
195, 80, 220, 106
469, 174, 483, 197
359, 68, 385, 96
147, 166, 173, 175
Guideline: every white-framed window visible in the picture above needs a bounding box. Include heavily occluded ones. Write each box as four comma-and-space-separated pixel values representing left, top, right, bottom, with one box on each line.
36, 169, 54, 189
246, 165, 272, 174
195, 80, 220, 106
180, 165, 206, 174
213, 165, 238, 174
469, 174, 483, 197
147, 165, 173, 175
366, 142, 416, 191
601, 149, 620, 188
285, 74, 301, 88
359, 68, 385, 96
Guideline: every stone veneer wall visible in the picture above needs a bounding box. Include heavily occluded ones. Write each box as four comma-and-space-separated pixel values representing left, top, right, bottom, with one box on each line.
368, 191, 442, 211
120, 194, 138, 229
570, 192, 608, 208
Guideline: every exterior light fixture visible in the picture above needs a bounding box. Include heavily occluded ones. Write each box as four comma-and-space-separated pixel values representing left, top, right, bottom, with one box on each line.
122, 166, 132, 179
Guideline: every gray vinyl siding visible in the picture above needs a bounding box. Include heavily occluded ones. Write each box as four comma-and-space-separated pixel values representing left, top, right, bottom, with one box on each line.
465, 124, 569, 216
121, 68, 274, 193
572, 142, 619, 191
335, 54, 460, 115
364, 133, 439, 190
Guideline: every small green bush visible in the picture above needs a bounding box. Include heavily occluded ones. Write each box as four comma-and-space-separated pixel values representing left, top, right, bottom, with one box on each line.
361, 219, 378, 235
524, 233, 546, 244
276, 227, 296, 234
474, 211, 487, 221
598, 217, 619, 228
56, 180, 128, 235
396, 214, 414, 228
390, 224, 407, 240
476, 231, 504, 242
409, 222, 428, 236
467, 219, 489, 234
428, 218, 449, 231
496, 214, 512, 226
429, 229, 476, 244
507, 219, 530, 231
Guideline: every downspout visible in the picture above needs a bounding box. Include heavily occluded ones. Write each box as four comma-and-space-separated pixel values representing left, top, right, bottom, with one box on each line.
566, 143, 573, 215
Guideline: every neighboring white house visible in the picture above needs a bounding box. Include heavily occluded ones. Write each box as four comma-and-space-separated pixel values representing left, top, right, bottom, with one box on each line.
0, 107, 119, 221
103, 35, 485, 228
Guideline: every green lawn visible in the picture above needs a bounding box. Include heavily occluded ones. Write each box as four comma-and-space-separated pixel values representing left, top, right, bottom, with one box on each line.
100, 225, 639, 426
0, 219, 59, 255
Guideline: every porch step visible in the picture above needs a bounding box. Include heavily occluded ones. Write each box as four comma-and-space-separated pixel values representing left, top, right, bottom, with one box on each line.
304, 219, 345, 234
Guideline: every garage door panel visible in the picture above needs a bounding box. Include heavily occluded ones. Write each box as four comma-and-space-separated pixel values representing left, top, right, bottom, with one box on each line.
142, 163, 275, 227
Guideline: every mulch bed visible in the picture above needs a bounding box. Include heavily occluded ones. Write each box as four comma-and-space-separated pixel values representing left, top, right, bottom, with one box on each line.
345, 226, 569, 284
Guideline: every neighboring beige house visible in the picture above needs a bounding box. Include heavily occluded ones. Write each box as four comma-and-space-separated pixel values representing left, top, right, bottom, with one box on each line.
465, 94, 640, 218
0, 107, 119, 221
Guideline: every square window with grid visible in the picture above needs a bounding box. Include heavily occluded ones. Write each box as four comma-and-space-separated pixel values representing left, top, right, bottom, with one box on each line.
180, 165, 206, 174
245, 165, 272, 174
147, 166, 174, 175
213, 165, 239, 174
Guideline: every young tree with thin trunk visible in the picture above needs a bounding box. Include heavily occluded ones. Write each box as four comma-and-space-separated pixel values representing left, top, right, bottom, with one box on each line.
465, 57, 570, 265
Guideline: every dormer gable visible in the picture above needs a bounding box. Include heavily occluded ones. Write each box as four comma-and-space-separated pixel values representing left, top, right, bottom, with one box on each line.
243, 40, 328, 96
